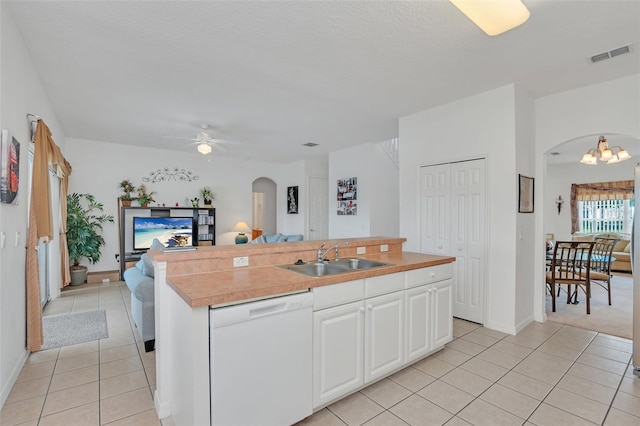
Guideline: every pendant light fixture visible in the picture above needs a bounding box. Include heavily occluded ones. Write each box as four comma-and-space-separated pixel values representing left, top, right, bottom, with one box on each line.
580, 136, 631, 165
449, 0, 530, 36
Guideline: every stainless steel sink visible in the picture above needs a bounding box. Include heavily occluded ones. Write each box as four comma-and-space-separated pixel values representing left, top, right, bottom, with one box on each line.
331, 258, 392, 270
280, 258, 393, 277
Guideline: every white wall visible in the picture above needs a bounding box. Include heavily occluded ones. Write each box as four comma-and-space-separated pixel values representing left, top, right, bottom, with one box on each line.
514, 86, 536, 330
64, 138, 309, 272
399, 85, 520, 334
533, 74, 640, 322
0, 5, 66, 408
328, 142, 399, 239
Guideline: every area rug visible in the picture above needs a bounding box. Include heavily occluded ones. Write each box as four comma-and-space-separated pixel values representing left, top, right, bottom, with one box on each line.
42, 309, 108, 350
546, 273, 632, 340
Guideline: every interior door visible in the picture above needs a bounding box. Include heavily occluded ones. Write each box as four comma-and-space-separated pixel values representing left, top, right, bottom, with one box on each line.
420, 164, 450, 255
451, 159, 486, 323
308, 177, 328, 241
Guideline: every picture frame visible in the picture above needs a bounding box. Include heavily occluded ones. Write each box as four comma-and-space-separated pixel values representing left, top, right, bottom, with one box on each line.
518, 174, 534, 213
287, 186, 298, 214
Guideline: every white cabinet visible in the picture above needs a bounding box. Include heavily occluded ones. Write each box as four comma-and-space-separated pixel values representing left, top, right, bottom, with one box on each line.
312, 265, 453, 409
313, 300, 364, 408
364, 291, 404, 384
404, 264, 454, 363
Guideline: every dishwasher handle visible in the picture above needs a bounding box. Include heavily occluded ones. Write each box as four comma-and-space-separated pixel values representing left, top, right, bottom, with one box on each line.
211, 292, 313, 328
249, 302, 287, 319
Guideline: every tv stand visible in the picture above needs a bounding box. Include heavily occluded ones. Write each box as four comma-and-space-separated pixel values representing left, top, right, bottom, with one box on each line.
118, 206, 215, 279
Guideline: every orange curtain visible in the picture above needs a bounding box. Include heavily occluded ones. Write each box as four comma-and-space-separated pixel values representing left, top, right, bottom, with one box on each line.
26, 119, 72, 352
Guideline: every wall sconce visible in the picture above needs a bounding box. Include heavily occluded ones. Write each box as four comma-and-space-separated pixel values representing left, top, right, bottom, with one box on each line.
555, 196, 564, 215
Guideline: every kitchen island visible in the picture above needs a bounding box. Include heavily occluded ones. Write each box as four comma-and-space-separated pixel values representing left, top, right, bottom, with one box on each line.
149, 237, 455, 425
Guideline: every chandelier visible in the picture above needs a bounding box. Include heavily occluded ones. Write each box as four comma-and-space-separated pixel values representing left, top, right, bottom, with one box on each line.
579, 136, 631, 165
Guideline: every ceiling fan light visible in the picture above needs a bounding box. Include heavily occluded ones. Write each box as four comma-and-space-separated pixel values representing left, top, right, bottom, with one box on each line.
197, 143, 212, 155
449, 0, 530, 36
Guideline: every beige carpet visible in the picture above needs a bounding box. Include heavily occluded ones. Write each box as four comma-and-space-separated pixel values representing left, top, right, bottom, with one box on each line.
546, 273, 633, 340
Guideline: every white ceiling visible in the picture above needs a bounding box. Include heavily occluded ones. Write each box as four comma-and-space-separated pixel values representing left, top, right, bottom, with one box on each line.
6, 1, 640, 163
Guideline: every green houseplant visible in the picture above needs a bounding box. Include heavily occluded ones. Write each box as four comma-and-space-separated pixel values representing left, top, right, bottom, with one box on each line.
66, 193, 114, 285
136, 184, 156, 207
118, 179, 136, 206
199, 187, 214, 206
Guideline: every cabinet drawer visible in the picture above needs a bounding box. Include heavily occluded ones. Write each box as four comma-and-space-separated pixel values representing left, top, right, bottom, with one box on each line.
405, 263, 453, 289
313, 279, 364, 311
365, 272, 404, 298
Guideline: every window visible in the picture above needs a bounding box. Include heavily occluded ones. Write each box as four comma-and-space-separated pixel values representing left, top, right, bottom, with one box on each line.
579, 199, 634, 234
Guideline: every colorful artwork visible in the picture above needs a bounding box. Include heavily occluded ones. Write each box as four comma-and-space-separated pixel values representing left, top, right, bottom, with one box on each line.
337, 177, 357, 215
0, 130, 20, 205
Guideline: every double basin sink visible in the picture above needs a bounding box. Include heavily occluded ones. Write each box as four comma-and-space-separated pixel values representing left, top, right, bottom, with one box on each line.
280, 258, 393, 277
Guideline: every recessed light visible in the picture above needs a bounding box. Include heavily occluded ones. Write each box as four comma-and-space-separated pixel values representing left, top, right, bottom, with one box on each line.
303, 142, 318, 147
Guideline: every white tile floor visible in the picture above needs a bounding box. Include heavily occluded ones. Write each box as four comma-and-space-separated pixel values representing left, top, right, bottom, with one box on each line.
299, 319, 640, 426
0, 281, 173, 426
2, 281, 640, 426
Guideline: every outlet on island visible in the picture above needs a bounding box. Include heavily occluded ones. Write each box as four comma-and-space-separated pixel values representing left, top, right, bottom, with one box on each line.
233, 256, 249, 267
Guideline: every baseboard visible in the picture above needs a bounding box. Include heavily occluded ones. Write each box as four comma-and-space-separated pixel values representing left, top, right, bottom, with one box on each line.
0, 348, 29, 410
483, 320, 517, 336
154, 389, 172, 419
515, 314, 534, 334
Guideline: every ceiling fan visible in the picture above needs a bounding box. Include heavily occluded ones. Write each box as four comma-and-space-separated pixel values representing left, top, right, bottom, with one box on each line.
163, 124, 229, 155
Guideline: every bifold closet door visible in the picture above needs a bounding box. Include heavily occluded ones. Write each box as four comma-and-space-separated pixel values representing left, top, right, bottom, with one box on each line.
450, 160, 485, 323
420, 159, 485, 324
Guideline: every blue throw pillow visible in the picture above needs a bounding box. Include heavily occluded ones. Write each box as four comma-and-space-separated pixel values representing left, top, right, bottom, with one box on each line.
140, 253, 154, 277
150, 238, 165, 250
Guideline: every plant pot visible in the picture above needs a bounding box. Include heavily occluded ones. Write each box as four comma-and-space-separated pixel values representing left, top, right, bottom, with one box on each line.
140, 202, 148, 208
70, 266, 88, 286
121, 200, 132, 207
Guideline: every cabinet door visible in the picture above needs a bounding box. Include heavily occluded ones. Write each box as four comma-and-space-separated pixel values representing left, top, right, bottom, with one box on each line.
364, 291, 404, 384
404, 286, 430, 363
431, 279, 453, 349
313, 301, 364, 408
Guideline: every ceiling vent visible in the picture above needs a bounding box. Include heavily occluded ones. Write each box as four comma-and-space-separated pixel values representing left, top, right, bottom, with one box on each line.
303, 142, 318, 147
590, 44, 632, 63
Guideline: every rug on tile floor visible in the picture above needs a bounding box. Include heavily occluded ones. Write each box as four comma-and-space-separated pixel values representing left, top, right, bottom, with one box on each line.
42, 309, 108, 350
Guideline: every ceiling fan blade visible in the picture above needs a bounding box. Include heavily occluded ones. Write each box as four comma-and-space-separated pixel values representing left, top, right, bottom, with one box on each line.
211, 143, 228, 152
162, 135, 198, 141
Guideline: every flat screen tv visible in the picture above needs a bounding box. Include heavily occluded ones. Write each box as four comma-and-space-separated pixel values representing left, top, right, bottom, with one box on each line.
133, 217, 193, 250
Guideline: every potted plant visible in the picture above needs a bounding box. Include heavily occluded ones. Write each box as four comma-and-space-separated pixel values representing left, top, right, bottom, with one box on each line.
118, 179, 136, 206
200, 187, 214, 206
136, 184, 156, 207
66, 193, 114, 285
191, 197, 200, 208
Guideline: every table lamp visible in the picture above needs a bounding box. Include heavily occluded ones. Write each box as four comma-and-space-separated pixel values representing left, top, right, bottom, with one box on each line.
232, 221, 251, 244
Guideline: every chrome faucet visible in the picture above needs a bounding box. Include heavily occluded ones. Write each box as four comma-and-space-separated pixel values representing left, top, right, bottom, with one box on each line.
317, 241, 349, 262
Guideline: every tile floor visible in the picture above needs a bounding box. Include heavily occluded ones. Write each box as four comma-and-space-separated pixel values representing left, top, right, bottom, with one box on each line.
0, 281, 173, 426
2, 281, 640, 426
299, 319, 640, 426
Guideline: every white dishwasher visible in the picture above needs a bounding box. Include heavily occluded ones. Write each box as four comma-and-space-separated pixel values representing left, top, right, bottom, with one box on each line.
210, 291, 313, 426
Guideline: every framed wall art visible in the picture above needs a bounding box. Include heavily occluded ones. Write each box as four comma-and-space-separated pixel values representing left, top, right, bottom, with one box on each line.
337, 177, 357, 215
287, 186, 298, 214
0, 130, 20, 205
518, 174, 534, 213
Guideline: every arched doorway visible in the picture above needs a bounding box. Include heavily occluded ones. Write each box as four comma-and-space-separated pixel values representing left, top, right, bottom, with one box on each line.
252, 177, 277, 236
542, 133, 640, 339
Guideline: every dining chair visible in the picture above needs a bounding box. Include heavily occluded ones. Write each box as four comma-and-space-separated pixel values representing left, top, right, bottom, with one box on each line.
546, 241, 595, 314
589, 237, 617, 306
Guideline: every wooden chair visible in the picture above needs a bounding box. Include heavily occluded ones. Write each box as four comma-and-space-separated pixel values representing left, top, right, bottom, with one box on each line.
546, 241, 595, 314
589, 237, 617, 306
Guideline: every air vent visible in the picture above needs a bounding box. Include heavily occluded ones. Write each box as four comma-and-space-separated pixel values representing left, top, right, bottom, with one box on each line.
590, 44, 632, 63
610, 45, 630, 58
303, 142, 318, 147
550, 152, 560, 156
